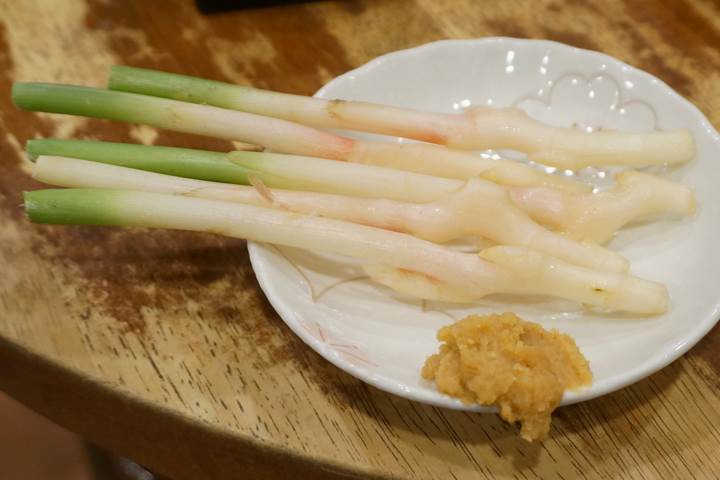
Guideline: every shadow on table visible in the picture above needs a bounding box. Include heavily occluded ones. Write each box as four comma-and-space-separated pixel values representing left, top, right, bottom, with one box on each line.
302, 347, 684, 476
238, 284, 687, 476
48, 237, 688, 477
231, 275, 687, 476
195, 0, 323, 13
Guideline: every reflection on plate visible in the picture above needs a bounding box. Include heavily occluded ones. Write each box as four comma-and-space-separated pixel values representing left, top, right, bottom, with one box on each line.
249, 38, 720, 411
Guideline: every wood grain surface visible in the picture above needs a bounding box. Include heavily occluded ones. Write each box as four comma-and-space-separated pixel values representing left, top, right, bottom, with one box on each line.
2, 1, 720, 478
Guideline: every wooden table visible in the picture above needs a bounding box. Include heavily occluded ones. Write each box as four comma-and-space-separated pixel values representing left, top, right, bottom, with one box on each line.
2, 1, 720, 478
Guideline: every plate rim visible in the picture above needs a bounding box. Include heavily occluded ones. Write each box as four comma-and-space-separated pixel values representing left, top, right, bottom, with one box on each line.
248, 37, 720, 411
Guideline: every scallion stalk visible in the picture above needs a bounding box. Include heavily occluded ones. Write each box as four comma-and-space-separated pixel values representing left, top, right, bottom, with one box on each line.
32, 155, 630, 273
108, 65, 695, 168
23, 188, 668, 314
13, 83, 354, 159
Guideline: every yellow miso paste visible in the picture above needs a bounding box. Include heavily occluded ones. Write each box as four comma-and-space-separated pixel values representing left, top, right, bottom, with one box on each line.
422, 312, 592, 441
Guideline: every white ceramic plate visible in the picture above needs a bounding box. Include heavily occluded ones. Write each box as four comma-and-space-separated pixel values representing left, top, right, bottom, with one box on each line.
248, 38, 720, 411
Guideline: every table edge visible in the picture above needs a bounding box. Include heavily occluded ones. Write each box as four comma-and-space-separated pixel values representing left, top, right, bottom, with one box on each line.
0, 332, 390, 480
